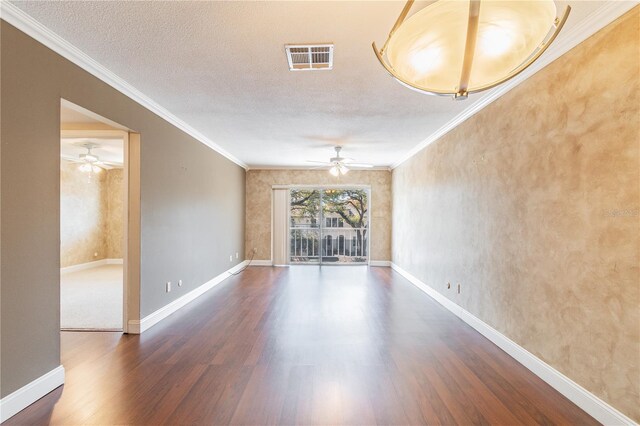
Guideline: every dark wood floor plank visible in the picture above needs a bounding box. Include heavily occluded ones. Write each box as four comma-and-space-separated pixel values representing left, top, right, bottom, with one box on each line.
445, 335, 557, 425
430, 340, 530, 425
3, 266, 599, 425
459, 333, 590, 425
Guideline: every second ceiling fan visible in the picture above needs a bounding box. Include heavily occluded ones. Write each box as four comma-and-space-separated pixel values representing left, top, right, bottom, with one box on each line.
307, 146, 374, 176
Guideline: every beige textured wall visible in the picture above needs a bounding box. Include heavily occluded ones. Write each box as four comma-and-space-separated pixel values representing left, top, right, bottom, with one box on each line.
60, 160, 108, 267
60, 160, 123, 267
106, 168, 124, 259
392, 9, 639, 421
246, 170, 391, 262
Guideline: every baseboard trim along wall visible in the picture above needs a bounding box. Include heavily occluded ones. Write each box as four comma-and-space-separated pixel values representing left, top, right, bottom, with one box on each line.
60, 258, 123, 274
369, 260, 391, 267
390, 263, 637, 426
0, 365, 65, 423
250, 260, 274, 266
127, 260, 249, 334
251, 260, 392, 267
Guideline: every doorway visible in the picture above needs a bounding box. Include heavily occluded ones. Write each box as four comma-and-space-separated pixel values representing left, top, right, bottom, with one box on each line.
59, 100, 137, 332
289, 187, 370, 264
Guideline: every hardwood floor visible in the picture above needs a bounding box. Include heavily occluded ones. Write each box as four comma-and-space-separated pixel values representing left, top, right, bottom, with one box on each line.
5, 266, 598, 425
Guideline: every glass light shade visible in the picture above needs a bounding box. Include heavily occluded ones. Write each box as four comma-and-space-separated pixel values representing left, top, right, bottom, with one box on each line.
385, 0, 557, 93
329, 165, 340, 176
79, 163, 102, 173
338, 164, 349, 175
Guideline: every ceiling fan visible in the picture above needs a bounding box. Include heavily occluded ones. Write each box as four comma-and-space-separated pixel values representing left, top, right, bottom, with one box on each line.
62, 142, 118, 173
307, 146, 374, 176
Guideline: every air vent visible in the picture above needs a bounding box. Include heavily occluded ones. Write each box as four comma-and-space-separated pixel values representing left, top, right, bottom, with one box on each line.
285, 44, 334, 71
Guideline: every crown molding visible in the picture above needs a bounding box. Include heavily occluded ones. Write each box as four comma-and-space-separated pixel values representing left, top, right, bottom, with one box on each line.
0, 1, 247, 169
2, 1, 636, 172
247, 165, 391, 171
391, 1, 640, 170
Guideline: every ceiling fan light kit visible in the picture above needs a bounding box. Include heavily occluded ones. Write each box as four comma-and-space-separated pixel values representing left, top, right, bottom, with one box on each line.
329, 163, 349, 177
76, 142, 104, 174
372, 0, 570, 100
307, 146, 374, 176
79, 163, 102, 174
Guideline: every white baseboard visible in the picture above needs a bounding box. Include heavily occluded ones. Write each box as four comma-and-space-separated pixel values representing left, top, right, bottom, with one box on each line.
232, 260, 250, 270
250, 259, 274, 266
127, 260, 249, 334
60, 258, 123, 274
250, 260, 392, 267
0, 366, 65, 422
369, 260, 391, 267
390, 263, 637, 426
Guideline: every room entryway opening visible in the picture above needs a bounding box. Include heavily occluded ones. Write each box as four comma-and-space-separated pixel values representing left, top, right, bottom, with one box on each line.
59, 100, 139, 332
288, 187, 370, 264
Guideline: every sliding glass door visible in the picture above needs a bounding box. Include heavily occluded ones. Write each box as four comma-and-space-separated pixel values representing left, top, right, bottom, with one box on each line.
289, 188, 369, 264
290, 189, 321, 264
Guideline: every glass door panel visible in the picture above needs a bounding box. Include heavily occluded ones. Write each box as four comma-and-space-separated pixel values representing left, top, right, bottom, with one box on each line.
321, 189, 369, 264
290, 189, 321, 264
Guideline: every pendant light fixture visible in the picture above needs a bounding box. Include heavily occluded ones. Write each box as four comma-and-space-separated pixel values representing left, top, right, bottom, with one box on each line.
372, 0, 570, 100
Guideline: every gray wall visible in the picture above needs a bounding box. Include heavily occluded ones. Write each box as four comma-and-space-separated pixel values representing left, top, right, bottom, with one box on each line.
1, 21, 245, 397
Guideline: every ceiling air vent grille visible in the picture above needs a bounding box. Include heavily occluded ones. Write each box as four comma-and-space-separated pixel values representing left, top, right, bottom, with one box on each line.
285, 44, 334, 71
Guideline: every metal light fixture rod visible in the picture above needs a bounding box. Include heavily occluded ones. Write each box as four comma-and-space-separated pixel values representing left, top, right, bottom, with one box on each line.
456, 0, 481, 100
379, 0, 416, 56
372, 0, 571, 99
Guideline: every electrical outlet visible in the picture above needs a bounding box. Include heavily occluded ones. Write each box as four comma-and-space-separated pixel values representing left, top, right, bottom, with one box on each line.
229, 255, 233, 262
94, 252, 98, 257
178, 280, 183, 287
166, 282, 171, 293
236, 252, 239, 259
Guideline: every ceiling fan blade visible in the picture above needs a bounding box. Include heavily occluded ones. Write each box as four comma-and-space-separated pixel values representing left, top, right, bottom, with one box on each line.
306, 160, 333, 165
61, 155, 84, 163
99, 160, 123, 167
61, 155, 122, 168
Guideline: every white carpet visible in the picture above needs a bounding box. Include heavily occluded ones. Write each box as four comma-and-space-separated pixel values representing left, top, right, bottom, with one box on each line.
61, 264, 123, 331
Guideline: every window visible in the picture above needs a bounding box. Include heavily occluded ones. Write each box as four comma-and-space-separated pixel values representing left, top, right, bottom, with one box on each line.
325, 217, 344, 228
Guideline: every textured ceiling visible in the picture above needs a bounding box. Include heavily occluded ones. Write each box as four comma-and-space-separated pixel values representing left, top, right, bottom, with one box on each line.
12, 1, 608, 168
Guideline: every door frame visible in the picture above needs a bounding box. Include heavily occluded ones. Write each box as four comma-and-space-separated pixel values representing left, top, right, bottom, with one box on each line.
60, 127, 140, 333
273, 184, 372, 266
